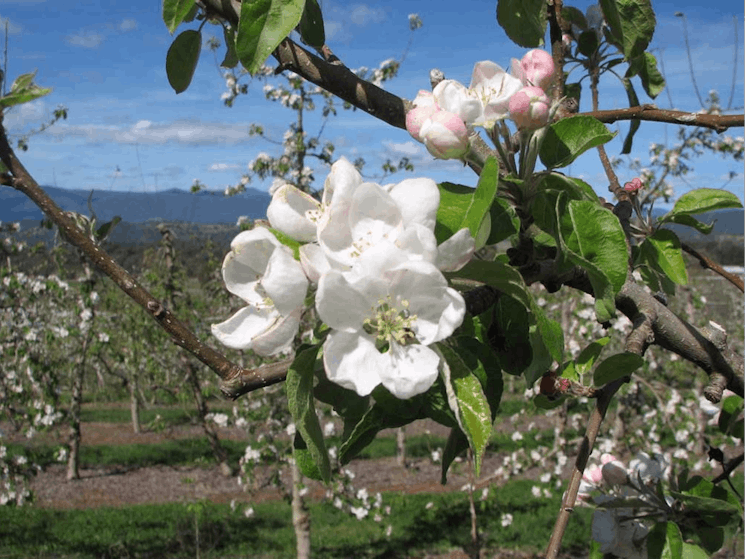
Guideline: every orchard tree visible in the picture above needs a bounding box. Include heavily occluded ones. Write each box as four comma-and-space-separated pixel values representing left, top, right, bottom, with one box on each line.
1, 1, 744, 558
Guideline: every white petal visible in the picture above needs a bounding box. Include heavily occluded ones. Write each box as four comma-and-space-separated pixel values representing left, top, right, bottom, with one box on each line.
262, 248, 308, 315
433, 80, 484, 125
222, 228, 282, 302
388, 178, 440, 231
436, 228, 475, 271
267, 184, 320, 242
379, 343, 440, 399
299, 243, 331, 283
349, 182, 403, 248
395, 224, 438, 263
211, 305, 299, 355
322, 157, 362, 208
323, 331, 384, 396
316, 270, 373, 332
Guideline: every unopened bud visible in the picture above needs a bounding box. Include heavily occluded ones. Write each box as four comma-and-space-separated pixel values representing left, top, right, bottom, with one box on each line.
419, 111, 469, 159
509, 86, 551, 130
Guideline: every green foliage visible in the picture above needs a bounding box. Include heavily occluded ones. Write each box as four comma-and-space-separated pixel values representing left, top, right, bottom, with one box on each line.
298, 0, 325, 48
592, 352, 644, 386
496, 0, 547, 47
162, 0, 197, 34
539, 116, 616, 169
599, 0, 656, 60
0, 72, 52, 109
236, 0, 306, 75
166, 30, 202, 94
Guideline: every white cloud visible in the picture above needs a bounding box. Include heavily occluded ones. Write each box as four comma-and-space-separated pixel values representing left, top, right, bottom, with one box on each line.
349, 4, 386, 26
3, 99, 47, 131
383, 140, 421, 157
65, 31, 104, 49
209, 162, 240, 171
118, 18, 137, 32
49, 119, 256, 146
0, 17, 23, 35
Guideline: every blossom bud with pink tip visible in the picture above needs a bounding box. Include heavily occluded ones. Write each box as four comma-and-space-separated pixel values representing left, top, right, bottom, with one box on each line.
511, 49, 555, 91
508, 86, 551, 130
419, 110, 469, 159
601, 460, 629, 486
623, 177, 643, 192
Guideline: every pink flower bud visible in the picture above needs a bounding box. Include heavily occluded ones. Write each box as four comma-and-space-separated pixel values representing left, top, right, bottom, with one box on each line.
511, 49, 555, 91
601, 461, 629, 486
508, 86, 551, 130
419, 111, 469, 159
406, 104, 440, 141
623, 177, 643, 192
583, 464, 603, 485
562, 33, 573, 49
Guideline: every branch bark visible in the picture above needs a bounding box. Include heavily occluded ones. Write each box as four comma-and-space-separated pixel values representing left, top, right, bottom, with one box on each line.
585, 106, 744, 132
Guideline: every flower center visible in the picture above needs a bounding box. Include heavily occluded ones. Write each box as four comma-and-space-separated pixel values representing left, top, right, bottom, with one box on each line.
362, 295, 418, 349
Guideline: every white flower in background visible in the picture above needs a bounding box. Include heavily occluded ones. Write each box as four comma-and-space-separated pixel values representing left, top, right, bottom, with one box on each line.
628, 451, 666, 482
211, 228, 308, 356
592, 508, 648, 559
316, 243, 465, 399
500, 513, 514, 527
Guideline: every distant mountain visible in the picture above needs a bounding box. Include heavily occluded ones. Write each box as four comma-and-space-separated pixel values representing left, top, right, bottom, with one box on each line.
654, 208, 743, 240
0, 185, 271, 224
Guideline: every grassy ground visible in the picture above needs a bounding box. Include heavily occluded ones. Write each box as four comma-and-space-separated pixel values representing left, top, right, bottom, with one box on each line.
0, 481, 592, 559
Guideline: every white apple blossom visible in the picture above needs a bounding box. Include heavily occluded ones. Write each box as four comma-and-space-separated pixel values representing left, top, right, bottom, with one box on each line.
316, 242, 465, 399
211, 228, 308, 356
469, 61, 523, 127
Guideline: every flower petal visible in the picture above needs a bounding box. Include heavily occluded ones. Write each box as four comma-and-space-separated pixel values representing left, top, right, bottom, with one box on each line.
222, 228, 282, 302
388, 178, 440, 230
211, 305, 299, 355
323, 331, 384, 396
316, 270, 375, 332
267, 184, 321, 242
299, 242, 331, 283
379, 343, 440, 399
262, 248, 309, 315
435, 228, 475, 271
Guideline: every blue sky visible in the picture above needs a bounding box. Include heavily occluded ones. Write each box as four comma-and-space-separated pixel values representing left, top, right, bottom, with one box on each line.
1, 0, 742, 212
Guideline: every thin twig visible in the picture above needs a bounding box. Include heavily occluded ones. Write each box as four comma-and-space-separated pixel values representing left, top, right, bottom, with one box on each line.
681, 242, 744, 293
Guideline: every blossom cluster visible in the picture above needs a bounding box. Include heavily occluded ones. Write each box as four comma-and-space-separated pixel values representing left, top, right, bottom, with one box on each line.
212, 158, 474, 399
405, 49, 555, 160
579, 452, 670, 559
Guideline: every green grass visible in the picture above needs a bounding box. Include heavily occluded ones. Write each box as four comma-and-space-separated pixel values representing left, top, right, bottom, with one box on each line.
0, 480, 592, 558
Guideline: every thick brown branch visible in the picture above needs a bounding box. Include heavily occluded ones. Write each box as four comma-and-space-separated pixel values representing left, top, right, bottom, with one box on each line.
584, 106, 744, 132
0, 118, 288, 399
200, 0, 409, 130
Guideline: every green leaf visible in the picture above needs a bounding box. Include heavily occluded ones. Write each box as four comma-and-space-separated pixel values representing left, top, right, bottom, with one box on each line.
268, 226, 302, 260
338, 405, 387, 464
236, 0, 305, 75
662, 188, 743, 220
455, 338, 503, 421
647, 521, 683, 559
600, 0, 656, 60
441, 427, 469, 484
438, 344, 492, 476
162, 0, 197, 34
221, 25, 239, 69
487, 197, 519, 244
634, 52, 666, 98
293, 433, 322, 480
659, 214, 714, 235
593, 352, 643, 386
166, 30, 202, 94
523, 322, 556, 386
452, 260, 531, 309
563, 200, 627, 282
489, 295, 533, 375
620, 77, 640, 154
669, 491, 742, 527
496, 0, 547, 47
639, 229, 688, 285
435, 158, 499, 246
298, 0, 325, 48
537, 173, 599, 202
575, 337, 611, 377
577, 30, 600, 57
0, 72, 52, 109
539, 116, 616, 168
285, 345, 330, 482
718, 395, 744, 439
681, 543, 712, 559
561, 6, 588, 30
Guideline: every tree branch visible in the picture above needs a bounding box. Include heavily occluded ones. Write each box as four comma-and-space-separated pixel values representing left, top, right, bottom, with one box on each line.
0, 117, 288, 400
584, 106, 744, 132
681, 242, 744, 293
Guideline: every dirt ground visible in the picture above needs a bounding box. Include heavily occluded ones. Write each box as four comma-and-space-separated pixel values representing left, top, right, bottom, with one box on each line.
26, 415, 560, 510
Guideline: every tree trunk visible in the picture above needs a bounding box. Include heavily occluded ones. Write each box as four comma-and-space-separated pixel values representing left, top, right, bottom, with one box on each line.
66, 360, 85, 481
184, 359, 232, 476
396, 427, 406, 468
130, 371, 141, 434
291, 458, 311, 559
